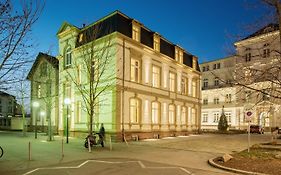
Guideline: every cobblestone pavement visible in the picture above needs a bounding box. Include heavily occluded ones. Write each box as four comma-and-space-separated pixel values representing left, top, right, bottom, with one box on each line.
0, 131, 271, 175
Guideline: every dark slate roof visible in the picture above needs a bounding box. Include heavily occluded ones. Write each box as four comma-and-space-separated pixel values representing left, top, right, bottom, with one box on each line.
75, 10, 200, 71
242, 23, 279, 41
27, 52, 58, 80
0, 91, 15, 98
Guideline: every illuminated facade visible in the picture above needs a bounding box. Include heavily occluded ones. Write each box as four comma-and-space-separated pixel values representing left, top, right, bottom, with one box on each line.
30, 11, 201, 140
200, 24, 281, 130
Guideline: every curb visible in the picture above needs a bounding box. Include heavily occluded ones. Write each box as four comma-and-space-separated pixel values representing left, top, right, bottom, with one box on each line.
208, 158, 268, 175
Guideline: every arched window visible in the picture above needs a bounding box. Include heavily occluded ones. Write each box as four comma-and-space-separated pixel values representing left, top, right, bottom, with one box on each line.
168, 104, 175, 124
64, 47, 72, 67
129, 98, 140, 123
151, 102, 160, 124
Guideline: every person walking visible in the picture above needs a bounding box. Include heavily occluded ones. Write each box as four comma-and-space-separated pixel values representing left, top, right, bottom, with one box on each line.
99, 123, 105, 147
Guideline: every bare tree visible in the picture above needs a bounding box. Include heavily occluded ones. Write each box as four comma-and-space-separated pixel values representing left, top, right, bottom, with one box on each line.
66, 29, 115, 135
0, 0, 44, 86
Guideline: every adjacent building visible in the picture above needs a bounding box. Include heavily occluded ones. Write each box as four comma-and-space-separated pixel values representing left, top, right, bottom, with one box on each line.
29, 11, 201, 140
201, 24, 281, 131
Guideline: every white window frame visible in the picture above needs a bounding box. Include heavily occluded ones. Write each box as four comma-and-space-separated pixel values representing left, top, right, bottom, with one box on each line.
130, 98, 140, 123
152, 65, 161, 88
168, 104, 175, 124
169, 72, 176, 92
131, 58, 140, 83
152, 102, 160, 124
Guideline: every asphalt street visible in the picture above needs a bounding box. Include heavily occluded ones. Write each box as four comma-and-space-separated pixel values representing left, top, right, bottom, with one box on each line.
0, 131, 271, 175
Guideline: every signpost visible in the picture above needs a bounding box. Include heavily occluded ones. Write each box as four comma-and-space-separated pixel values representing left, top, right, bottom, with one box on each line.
246, 110, 252, 153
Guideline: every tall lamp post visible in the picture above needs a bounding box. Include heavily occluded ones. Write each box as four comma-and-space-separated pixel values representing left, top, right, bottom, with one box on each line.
64, 98, 71, 144
32, 101, 39, 139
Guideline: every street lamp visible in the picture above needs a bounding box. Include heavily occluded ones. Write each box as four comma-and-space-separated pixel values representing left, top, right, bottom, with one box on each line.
40, 111, 46, 132
64, 98, 71, 144
32, 101, 39, 139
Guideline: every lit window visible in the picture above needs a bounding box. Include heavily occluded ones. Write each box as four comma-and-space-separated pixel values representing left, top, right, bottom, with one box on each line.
37, 84, 41, 98
132, 24, 140, 42
191, 108, 196, 125
65, 47, 72, 67
203, 79, 208, 88
131, 58, 140, 83
225, 94, 232, 103
153, 34, 160, 52
130, 98, 140, 123
76, 101, 81, 123
181, 77, 187, 94
152, 66, 160, 88
181, 107, 186, 124
214, 98, 219, 104
169, 72, 176, 92
168, 104, 175, 124
225, 112, 231, 123
152, 102, 160, 124
192, 79, 197, 97
202, 113, 208, 123
213, 112, 219, 123
175, 47, 183, 63
203, 99, 208, 105
79, 33, 83, 43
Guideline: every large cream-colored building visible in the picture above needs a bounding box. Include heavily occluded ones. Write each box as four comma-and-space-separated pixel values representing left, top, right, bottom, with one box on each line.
201, 24, 281, 130
29, 11, 201, 140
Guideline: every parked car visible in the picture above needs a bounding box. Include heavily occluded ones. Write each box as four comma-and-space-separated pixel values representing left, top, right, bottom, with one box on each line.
250, 125, 264, 134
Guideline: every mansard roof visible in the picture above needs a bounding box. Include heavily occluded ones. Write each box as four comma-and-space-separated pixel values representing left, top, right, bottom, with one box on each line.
70, 10, 198, 71
0, 91, 15, 98
27, 52, 58, 80
242, 23, 279, 41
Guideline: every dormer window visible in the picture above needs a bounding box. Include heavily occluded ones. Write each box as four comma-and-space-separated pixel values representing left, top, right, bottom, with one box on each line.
192, 57, 197, 69
175, 47, 183, 64
65, 47, 72, 68
79, 33, 83, 43
262, 43, 270, 58
153, 34, 160, 52
132, 22, 140, 42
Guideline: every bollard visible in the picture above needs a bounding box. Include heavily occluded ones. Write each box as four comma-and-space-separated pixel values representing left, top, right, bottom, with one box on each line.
61, 138, 64, 158
28, 142, 31, 161
109, 135, 112, 151
88, 138, 91, 153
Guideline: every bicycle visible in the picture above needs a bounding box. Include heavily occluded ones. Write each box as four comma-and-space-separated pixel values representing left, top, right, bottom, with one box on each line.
0, 146, 3, 158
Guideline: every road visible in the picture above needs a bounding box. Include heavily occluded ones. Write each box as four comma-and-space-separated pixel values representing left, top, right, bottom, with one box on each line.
0, 131, 271, 175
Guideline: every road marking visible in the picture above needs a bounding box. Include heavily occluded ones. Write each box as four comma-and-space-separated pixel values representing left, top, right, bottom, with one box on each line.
23, 159, 193, 175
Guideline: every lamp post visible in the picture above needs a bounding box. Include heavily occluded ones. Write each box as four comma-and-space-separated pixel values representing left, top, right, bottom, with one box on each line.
32, 101, 39, 139
64, 98, 71, 144
40, 111, 46, 132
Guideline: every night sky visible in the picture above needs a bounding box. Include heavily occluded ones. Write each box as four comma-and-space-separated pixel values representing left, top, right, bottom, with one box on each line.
31, 0, 270, 63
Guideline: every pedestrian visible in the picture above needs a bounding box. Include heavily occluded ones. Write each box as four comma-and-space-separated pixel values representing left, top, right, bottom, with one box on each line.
99, 123, 105, 147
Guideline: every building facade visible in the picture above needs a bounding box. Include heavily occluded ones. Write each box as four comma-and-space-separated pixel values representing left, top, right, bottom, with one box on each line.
29, 11, 201, 140
201, 24, 281, 131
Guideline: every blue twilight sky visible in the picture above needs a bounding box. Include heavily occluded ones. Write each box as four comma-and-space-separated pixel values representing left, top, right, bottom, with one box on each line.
31, 0, 269, 63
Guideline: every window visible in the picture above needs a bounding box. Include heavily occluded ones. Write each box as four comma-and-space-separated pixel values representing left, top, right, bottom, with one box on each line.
191, 108, 196, 125
64, 82, 71, 99
225, 94, 232, 103
76, 101, 82, 123
225, 112, 231, 123
40, 62, 47, 77
245, 90, 251, 102
169, 72, 176, 92
214, 78, 219, 86
175, 47, 183, 64
168, 104, 175, 124
77, 65, 81, 85
245, 53, 251, 62
79, 33, 83, 43
206, 65, 209, 71
8, 100, 13, 113
131, 58, 140, 83
214, 97, 219, 104
65, 47, 72, 67
181, 77, 187, 94
202, 66, 206, 72
152, 66, 161, 88
152, 102, 160, 124
263, 49, 270, 58
153, 34, 160, 52
203, 79, 208, 88
213, 112, 220, 123
202, 113, 208, 123
130, 98, 140, 123
132, 24, 140, 42
181, 107, 186, 124
213, 64, 217, 70
37, 84, 41, 98
192, 57, 197, 69
203, 99, 208, 105
217, 63, 221, 69
192, 79, 197, 97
